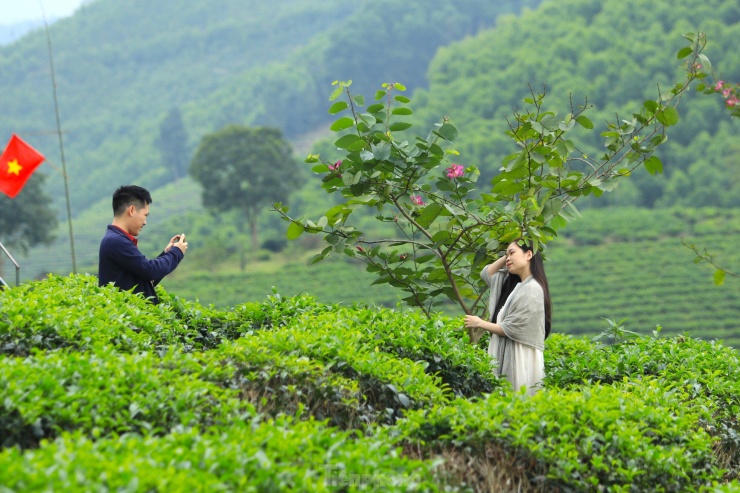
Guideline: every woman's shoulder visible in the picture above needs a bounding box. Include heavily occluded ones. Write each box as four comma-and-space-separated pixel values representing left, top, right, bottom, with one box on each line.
519, 277, 544, 295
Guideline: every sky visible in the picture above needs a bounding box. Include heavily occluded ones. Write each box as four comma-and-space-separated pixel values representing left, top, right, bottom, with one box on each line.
0, 0, 85, 24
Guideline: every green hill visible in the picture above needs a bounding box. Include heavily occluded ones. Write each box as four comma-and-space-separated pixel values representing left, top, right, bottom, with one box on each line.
6, 0, 736, 280
409, 0, 740, 208
0, 0, 538, 213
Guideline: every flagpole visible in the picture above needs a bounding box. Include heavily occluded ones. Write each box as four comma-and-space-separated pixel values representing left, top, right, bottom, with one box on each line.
42, 6, 77, 273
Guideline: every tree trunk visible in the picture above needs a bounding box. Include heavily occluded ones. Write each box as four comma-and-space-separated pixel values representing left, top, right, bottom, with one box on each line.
248, 211, 259, 252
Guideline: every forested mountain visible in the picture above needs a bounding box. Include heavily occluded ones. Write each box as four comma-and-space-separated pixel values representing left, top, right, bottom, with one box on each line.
2, 0, 738, 282
410, 0, 740, 208
0, 20, 49, 46
0, 0, 537, 215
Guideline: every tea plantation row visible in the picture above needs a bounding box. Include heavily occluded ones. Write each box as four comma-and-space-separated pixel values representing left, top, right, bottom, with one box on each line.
1, 274, 740, 491
160, 206, 740, 347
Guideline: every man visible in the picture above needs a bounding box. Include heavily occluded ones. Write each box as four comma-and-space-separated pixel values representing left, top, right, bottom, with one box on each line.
98, 185, 187, 304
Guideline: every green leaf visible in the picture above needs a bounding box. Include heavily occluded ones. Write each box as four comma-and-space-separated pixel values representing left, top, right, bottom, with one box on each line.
714, 269, 726, 286
394, 95, 411, 103
372, 142, 391, 161
415, 253, 437, 264
415, 203, 444, 228
551, 214, 568, 230
575, 115, 594, 129
334, 134, 362, 149
359, 113, 376, 127
643, 100, 658, 113
367, 103, 385, 114
389, 122, 412, 132
676, 46, 693, 59
431, 230, 451, 243
435, 123, 458, 142
330, 117, 355, 132
329, 86, 344, 101
392, 108, 413, 116
347, 139, 367, 152
286, 222, 304, 240
656, 106, 680, 126
307, 252, 326, 265
644, 156, 663, 175
697, 54, 712, 71
328, 101, 349, 115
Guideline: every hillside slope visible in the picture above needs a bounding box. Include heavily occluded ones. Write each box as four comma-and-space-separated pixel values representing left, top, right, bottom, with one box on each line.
411, 0, 740, 208
0, 0, 538, 213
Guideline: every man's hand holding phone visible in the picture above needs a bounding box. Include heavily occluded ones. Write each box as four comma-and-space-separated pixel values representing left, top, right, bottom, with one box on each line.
166, 233, 188, 254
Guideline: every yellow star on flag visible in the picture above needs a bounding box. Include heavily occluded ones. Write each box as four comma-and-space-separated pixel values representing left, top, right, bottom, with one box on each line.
6, 159, 22, 176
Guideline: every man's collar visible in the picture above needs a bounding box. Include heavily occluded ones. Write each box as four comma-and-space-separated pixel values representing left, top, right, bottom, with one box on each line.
111, 224, 138, 246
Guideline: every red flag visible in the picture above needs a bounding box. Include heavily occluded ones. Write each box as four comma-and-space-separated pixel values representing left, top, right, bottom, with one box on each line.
0, 134, 46, 198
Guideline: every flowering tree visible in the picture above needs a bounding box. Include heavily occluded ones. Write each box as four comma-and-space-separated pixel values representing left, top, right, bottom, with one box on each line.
687, 41, 740, 284
699, 79, 740, 118
274, 34, 710, 340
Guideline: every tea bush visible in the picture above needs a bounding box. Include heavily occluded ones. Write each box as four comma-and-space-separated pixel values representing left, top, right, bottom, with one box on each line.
337, 307, 507, 398
228, 312, 450, 424
390, 381, 718, 491
0, 274, 243, 355
0, 346, 253, 449
0, 418, 457, 492
2, 274, 740, 491
546, 331, 740, 479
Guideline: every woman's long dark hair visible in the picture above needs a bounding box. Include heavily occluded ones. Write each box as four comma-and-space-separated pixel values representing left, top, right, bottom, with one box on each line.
518, 240, 552, 338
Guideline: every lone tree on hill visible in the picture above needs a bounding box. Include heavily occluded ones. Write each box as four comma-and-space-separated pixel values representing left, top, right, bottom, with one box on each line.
190, 125, 298, 270
156, 108, 189, 181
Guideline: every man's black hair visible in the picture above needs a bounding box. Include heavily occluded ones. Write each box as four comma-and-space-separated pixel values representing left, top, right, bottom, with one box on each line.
112, 185, 152, 216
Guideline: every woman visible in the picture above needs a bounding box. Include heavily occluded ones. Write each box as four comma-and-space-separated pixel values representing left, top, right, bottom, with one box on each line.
464, 240, 552, 396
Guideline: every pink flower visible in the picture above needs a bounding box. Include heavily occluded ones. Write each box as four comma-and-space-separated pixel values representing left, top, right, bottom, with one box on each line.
715, 80, 725, 92
356, 245, 364, 252
410, 194, 425, 206
726, 96, 739, 108
328, 160, 342, 172
722, 88, 732, 98
445, 164, 464, 179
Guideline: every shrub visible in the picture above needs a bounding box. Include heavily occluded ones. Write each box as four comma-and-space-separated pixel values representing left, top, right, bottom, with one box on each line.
0, 419, 457, 492
0, 346, 252, 449
390, 381, 718, 491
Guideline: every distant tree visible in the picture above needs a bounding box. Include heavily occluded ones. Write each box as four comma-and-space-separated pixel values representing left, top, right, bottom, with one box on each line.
0, 174, 57, 279
156, 108, 189, 181
190, 125, 298, 270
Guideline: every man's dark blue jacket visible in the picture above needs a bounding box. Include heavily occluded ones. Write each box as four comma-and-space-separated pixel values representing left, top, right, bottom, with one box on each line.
98, 225, 184, 304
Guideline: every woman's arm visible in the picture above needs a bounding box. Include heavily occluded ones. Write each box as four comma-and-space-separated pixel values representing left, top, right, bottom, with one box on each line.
486, 254, 507, 276
464, 315, 506, 336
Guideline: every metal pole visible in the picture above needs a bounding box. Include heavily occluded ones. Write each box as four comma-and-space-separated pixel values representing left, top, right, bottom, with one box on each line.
0, 240, 20, 286
43, 12, 77, 273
